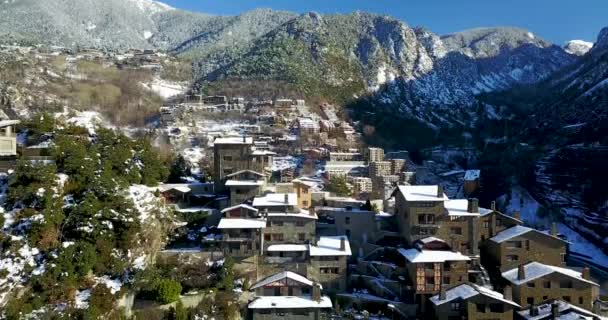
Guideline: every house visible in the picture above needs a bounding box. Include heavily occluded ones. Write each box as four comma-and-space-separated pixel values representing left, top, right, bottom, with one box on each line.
213, 136, 254, 190
516, 299, 602, 320
248, 271, 332, 320
309, 236, 351, 293
217, 204, 266, 257
293, 178, 316, 209
393, 185, 449, 244
430, 283, 520, 320
224, 170, 267, 206
315, 206, 377, 259
502, 262, 599, 310
464, 170, 481, 195
486, 224, 568, 272
477, 202, 522, 243
398, 239, 471, 310
0, 120, 20, 157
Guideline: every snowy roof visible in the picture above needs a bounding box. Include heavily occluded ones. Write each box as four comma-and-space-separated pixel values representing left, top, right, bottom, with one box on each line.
292, 178, 318, 188
398, 248, 471, 263
502, 262, 598, 286
267, 244, 309, 252
252, 150, 277, 156
517, 299, 598, 320
430, 283, 520, 307
418, 237, 447, 244
221, 204, 258, 214
251, 271, 314, 290
396, 185, 449, 202
444, 199, 480, 216
160, 185, 191, 193
464, 170, 481, 181
248, 296, 332, 309
267, 212, 318, 220
0, 120, 20, 127
253, 193, 297, 207
489, 225, 565, 244
213, 136, 253, 145
309, 236, 351, 256
225, 180, 265, 187
225, 170, 266, 178
217, 218, 266, 229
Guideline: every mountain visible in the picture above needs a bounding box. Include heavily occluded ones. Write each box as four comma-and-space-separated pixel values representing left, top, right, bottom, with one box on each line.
564, 40, 594, 56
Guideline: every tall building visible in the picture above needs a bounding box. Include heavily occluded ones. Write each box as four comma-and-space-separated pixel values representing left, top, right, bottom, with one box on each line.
213, 136, 274, 191
369, 161, 391, 178
366, 147, 384, 163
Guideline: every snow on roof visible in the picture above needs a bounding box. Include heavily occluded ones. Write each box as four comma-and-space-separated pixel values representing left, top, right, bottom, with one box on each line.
444, 199, 480, 216
396, 185, 449, 202
252, 150, 277, 156
0, 120, 20, 127
398, 248, 471, 263
418, 236, 447, 244
251, 271, 314, 290
502, 262, 598, 286
464, 170, 481, 181
225, 170, 266, 178
217, 218, 266, 229
253, 193, 297, 207
489, 225, 565, 244
267, 244, 309, 252
267, 212, 318, 220
248, 296, 332, 309
221, 204, 258, 214
292, 178, 317, 188
225, 180, 265, 187
430, 283, 520, 307
309, 236, 351, 256
213, 136, 253, 145
517, 299, 598, 320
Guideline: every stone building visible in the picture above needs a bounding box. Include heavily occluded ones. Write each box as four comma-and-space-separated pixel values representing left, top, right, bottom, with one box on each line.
464, 170, 481, 196
217, 204, 266, 257
350, 177, 372, 194
365, 147, 385, 163
248, 271, 332, 320
315, 207, 376, 259
309, 236, 351, 292
390, 158, 407, 175
393, 185, 450, 244
213, 136, 254, 190
486, 224, 568, 272
430, 283, 520, 320
516, 299, 602, 320
224, 170, 266, 206
502, 262, 599, 311
369, 161, 392, 178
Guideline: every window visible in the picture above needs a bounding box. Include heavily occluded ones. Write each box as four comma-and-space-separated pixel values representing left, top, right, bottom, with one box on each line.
298, 233, 305, 241
425, 263, 435, 271
272, 234, 284, 241
264, 234, 271, 241
543, 296, 548, 301
293, 310, 309, 316
543, 281, 551, 288
296, 221, 305, 227
451, 227, 462, 235
345, 229, 351, 237
302, 189, 308, 194
579, 297, 584, 305
273, 221, 284, 226
496, 219, 502, 226
561, 253, 566, 262
443, 276, 450, 284
525, 240, 530, 250
506, 255, 519, 262
425, 276, 435, 285
527, 282, 535, 288
450, 303, 460, 311
418, 214, 435, 224
527, 297, 534, 305
345, 217, 351, 225
560, 280, 573, 288
302, 200, 308, 207
476, 304, 486, 313
563, 296, 571, 302
489, 304, 504, 313
483, 221, 490, 228
444, 262, 452, 271
223, 156, 232, 161
506, 241, 522, 249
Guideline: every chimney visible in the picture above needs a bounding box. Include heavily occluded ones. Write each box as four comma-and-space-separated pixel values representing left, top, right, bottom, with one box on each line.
551, 223, 558, 237
439, 285, 446, 300
312, 283, 321, 302
340, 237, 346, 251
582, 267, 590, 280
437, 185, 444, 198
491, 201, 496, 211
309, 206, 316, 217
551, 302, 560, 319
530, 304, 539, 316
518, 264, 526, 281
503, 285, 512, 300
284, 193, 289, 204
242, 135, 246, 143
513, 211, 521, 221
467, 198, 479, 213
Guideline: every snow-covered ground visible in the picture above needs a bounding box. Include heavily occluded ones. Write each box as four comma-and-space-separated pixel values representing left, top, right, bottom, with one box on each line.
141, 78, 188, 99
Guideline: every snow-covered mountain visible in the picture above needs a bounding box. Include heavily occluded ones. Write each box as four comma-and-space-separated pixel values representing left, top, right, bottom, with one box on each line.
563, 40, 594, 56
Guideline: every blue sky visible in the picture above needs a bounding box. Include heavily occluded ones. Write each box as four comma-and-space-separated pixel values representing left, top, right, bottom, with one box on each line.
160, 0, 606, 44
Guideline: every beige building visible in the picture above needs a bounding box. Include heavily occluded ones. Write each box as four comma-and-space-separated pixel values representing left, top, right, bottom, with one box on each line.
369, 161, 392, 178
293, 179, 316, 209
390, 158, 407, 175
365, 147, 384, 163
0, 120, 19, 157
430, 283, 519, 320
486, 225, 567, 272
502, 262, 599, 310
350, 177, 372, 194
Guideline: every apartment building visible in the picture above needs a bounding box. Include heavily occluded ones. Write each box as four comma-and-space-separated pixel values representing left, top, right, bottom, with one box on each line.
365, 147, 384, 163
393, 185, 450, 244
213, 136, 254, 190
224, 170, 266, 206
369, 161, 392, 178
309, 236, 351, 293
390, 158, 407, 175
430, 283, 520, 320
486, 225, 568, 272
248, 271, 332, 320
502, 262, 599, 310
350, 177, 372, 194
293, 179, 315, 209
217, 204, 266, 257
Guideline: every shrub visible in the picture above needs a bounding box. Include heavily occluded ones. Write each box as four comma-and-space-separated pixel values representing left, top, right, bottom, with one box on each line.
153, 278, 182, 304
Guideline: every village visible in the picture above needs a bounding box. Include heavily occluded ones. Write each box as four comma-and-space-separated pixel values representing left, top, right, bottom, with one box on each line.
138, 93, 608, 319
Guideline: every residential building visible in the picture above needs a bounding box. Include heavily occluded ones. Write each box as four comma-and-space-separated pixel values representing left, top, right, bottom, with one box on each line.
371, 174, 400, 200
393, 185, 449, 244
248, 271, 332, 320
369, 161, 392, 178
502, 262, 599, 310
293, 179, 316, 209
213, 136, 254, 190
224, 170, 267, 206
217, 204, 266, 257
464, 170, 481, 195
309, 236, 351, 293
315, 207, 376, 259
329, 152, 363, 162
365, 147, 385, 163
0, 120, 19, 157
516, 299, 602, 320
430, 283, 520, 320
324, 161, 367, 179
390, 159, 407, 175
486, 224, 568, 272
296, 118, 320, 135
350, 177, 372, 194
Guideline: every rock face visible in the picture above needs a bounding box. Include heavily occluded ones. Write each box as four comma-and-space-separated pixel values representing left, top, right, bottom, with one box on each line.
563, 40, 594, 56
